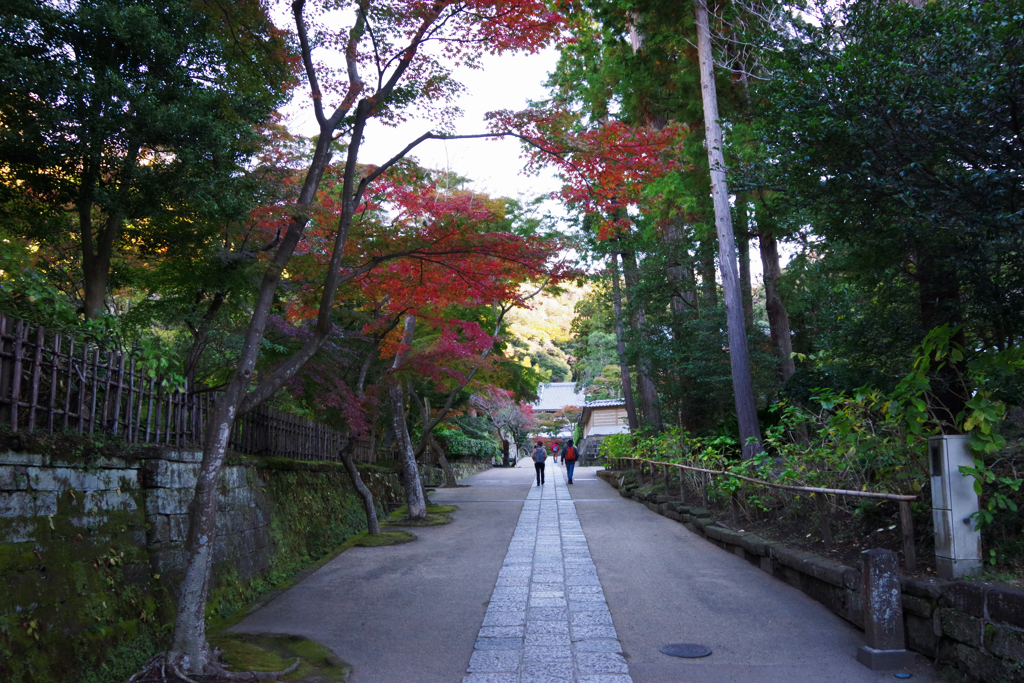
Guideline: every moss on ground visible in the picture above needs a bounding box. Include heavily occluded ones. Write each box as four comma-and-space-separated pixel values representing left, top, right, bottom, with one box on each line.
386, 504, 458, 520
351, 530, 416, 547
212, 632, 351, 682
382, 513, 453, 527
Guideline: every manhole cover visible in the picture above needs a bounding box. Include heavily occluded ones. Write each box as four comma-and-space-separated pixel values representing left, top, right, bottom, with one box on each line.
660, 643, 712, 658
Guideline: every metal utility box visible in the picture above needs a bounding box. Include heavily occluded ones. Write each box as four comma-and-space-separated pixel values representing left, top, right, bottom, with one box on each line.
929, 435, 982, 578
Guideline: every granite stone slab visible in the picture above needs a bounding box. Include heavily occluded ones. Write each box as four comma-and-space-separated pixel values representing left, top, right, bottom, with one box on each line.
465, 469, 631, 682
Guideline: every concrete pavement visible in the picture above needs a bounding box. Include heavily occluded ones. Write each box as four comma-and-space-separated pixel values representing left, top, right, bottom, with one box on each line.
231, 460, 939, 682
230, 461, 533, 683
569, 465, 939, 683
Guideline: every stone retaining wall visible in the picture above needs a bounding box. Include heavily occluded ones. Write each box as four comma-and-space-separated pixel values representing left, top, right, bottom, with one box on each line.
0, 448, 407, 683
599, 470, 1024, 683
421, 461, 493, 487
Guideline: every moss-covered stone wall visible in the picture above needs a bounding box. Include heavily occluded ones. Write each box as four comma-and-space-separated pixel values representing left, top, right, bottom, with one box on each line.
0, 448, 404, 683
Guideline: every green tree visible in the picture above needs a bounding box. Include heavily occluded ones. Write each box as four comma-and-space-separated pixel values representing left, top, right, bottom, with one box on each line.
757, 0, 1024, 424
0, 0, 293, 319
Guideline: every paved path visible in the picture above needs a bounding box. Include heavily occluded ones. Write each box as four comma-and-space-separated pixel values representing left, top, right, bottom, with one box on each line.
566, 465, 938, 683
231, 460, 939, 683
463, 461, 631, 683
230, 461, 531, 682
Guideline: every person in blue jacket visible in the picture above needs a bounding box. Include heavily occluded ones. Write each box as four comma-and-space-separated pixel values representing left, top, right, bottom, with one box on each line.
560, 439, 579, 484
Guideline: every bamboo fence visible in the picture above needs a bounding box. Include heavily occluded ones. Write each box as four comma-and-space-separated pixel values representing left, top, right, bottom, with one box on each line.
0, 313, 379, 463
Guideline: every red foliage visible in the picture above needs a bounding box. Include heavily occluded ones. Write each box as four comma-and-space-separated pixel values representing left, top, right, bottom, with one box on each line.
487, 108, 687, 239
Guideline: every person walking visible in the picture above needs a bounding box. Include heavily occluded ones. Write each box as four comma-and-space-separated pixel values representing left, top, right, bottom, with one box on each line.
561, 438, 579, 484
532, 440, 547, 486
551, 442, 560, 464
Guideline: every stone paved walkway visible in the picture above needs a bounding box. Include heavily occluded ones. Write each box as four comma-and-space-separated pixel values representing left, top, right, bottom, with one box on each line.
463, 462, 633, 683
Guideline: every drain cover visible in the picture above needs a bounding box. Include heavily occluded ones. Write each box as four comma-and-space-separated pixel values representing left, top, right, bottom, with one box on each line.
660, 643, 712, 658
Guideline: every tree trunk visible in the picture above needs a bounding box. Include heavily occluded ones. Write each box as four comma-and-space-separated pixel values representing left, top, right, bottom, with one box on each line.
698, 238, 719, 310
340, 437, 379, 535
432, 435, 460, 487
423, 397, 459, 487
501, 437, 510, 467
665, 219, 697, 319
80, 207, 119, 320
758, 227, 795, 382
80, 145, 136, 320
694, 0, 762, 459
610, 252, 641, 430
736, 196, 754, 330
620, 250, 663, 432
389, 316, 427, 520
171, 375, 245, 672
168, 0, 442, 669
183, 292, 226, 387
169, 126, 342, 674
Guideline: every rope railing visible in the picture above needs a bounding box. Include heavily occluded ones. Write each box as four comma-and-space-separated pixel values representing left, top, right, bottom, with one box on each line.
609, 455, 919, 571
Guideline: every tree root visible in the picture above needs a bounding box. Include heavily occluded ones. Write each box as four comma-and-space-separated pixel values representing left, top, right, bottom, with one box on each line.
131, 651, 300, 682
172, 663, 201, 683
211, 656, 301, 681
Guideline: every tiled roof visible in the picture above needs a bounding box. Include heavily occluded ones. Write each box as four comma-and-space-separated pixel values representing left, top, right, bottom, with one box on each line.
584, 398, 625, 408
533, 382, 587, 411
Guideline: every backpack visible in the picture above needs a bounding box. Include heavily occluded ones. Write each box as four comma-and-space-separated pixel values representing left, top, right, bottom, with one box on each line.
564, 446, 577, 462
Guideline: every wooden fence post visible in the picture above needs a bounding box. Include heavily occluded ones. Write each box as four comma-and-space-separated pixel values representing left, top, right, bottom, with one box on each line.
899, 501, 916, 571
814, 494, 833, 546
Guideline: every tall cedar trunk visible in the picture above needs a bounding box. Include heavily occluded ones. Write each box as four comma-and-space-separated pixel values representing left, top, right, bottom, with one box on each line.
698, 238, 719, 309
340, 437, 379, 535
610, 252, 641, 430
390, 316, 427, 519
664, 219, 696, 318
758, 228, 795, 382
693, 0, 763, 459
736, 196, 754, 329
663, 221, 701, 432
620, 250, 664, 431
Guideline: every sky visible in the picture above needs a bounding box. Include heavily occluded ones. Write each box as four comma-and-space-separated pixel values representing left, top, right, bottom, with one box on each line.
282, 48, 564, 203
280, 37, 786, 280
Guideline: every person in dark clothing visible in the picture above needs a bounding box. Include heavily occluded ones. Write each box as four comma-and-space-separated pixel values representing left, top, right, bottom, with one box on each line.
560, 438, 579, 484
532, 440, 547, 486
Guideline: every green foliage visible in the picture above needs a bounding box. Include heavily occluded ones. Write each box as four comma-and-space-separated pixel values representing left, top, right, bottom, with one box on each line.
758, 0, 1024, 350
433, 421, 501, 460
0, 0, 293, 313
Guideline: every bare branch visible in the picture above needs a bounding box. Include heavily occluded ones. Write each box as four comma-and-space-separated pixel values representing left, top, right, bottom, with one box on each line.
292, 0, 327, 129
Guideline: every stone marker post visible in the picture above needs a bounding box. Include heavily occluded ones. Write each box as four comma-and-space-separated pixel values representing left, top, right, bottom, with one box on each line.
856, 548, 916, 670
